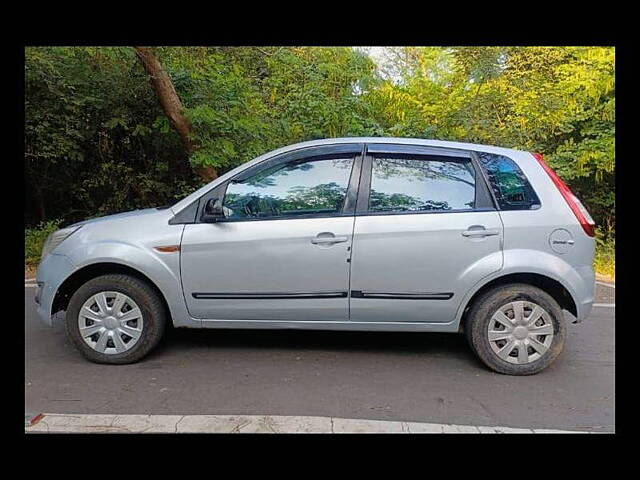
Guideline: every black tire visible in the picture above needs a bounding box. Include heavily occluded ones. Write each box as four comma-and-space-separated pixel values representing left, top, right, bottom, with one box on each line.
465, 283, 566, 375
65, 274, 166, 364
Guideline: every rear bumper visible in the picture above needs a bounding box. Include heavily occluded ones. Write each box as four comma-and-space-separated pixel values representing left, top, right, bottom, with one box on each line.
35, 253, 76, 326
574, 298, 593, 323
572, 265, 595, 323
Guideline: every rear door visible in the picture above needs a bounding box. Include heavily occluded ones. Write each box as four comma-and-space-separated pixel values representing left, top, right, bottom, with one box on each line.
349, 144, 504, 323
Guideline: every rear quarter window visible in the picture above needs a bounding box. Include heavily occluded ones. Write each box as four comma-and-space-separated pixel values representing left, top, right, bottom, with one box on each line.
476, 152, 541, 210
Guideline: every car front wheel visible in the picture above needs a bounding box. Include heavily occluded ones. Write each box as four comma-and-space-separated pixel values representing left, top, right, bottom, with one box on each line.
465, 283, 567, 375
65, 274, 166, 364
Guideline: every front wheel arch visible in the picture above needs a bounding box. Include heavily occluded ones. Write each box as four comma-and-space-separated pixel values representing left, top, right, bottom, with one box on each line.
52, 262, 171, 324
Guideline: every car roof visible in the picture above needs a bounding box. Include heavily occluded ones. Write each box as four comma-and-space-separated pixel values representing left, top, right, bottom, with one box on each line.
171, 137, 527, 215
265, 137, 525, 157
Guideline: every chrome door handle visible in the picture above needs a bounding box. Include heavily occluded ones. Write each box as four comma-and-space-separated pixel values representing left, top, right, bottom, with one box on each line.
311, 234, 348, 245
461, 228, 500, 237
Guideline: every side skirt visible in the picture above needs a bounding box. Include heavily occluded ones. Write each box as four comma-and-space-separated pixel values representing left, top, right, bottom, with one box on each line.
192, 319, 459, 333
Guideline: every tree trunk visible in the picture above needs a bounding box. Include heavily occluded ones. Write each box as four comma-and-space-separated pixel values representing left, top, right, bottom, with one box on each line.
133, 47, 217, 182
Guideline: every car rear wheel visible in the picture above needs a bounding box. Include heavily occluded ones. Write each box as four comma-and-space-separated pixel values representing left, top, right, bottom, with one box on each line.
65, 274, 166, 364
465, 283, 566, 375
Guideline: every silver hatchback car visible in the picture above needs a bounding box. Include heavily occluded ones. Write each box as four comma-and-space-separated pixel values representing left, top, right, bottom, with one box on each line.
35, 137, 596, 375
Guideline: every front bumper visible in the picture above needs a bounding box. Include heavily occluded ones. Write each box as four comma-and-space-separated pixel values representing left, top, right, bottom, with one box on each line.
35, 253, 76, 326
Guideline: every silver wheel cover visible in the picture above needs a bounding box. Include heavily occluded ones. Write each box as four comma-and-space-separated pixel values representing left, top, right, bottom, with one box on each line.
487, 301, 554, 365
78, 291, 144, 354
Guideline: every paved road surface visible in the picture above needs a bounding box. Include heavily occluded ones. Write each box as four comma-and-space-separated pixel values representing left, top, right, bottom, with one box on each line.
25, 285, 615, 432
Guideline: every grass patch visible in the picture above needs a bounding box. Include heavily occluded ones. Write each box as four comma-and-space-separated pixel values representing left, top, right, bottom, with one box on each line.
594, 232, 615, 280
25, 220, 60, 268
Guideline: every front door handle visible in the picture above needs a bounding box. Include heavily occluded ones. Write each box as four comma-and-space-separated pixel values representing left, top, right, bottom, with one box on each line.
461, 226, 500, 237
311, 233, 348, 245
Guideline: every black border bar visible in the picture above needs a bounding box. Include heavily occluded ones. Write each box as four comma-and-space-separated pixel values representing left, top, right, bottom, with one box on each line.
192, 291, 454, 300
192, 291, 348, 300
350, 290, 454, 300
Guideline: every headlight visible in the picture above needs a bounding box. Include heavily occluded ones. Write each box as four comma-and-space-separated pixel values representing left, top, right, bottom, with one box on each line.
41, 226, 82, 259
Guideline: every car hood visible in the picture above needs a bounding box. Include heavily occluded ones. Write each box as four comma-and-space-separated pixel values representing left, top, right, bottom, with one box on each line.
69, 208, 162, 227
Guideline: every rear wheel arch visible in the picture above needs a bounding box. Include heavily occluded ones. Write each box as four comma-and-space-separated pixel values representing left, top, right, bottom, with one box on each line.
52, 262, 171, 323
459, 272, 577, 332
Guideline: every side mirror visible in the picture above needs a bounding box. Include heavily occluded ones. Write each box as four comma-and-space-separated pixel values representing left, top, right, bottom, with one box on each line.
202, 198, 225, 222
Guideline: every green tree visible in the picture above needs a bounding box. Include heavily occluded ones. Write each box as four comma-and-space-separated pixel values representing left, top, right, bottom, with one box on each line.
25, 47, 192, 225
25, 46, 615, 241
364, 46, 615, 235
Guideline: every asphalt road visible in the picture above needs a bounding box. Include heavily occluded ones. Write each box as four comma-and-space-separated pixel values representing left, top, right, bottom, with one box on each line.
25, 284, 615, 432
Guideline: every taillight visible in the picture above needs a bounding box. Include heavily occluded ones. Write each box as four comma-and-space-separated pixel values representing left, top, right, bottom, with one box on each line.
531, 153, 596, 237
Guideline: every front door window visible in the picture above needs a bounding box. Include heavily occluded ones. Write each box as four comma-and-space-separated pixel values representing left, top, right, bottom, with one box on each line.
223, 157, 354, 220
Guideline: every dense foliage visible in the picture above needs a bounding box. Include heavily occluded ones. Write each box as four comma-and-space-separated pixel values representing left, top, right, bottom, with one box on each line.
25, 46, 615, 246
366, 47, 615, 237
24, 220, 59, 266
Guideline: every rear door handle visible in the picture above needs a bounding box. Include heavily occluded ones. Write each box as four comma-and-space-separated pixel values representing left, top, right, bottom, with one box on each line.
311, 233, 348, 245
461, 226, 500, 237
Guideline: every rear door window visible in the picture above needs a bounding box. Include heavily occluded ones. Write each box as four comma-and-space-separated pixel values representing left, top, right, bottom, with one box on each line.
368, 157, 476, 212
476, 152, 541, 210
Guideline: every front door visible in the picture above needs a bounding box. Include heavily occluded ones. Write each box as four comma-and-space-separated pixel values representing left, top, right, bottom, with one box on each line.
349, 145, 504, 323
180, 145, 362, 321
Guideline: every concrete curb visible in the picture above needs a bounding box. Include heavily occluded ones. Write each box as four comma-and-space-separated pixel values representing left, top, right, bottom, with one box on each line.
24, 413, 603, 434
595, 273, 615, 284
